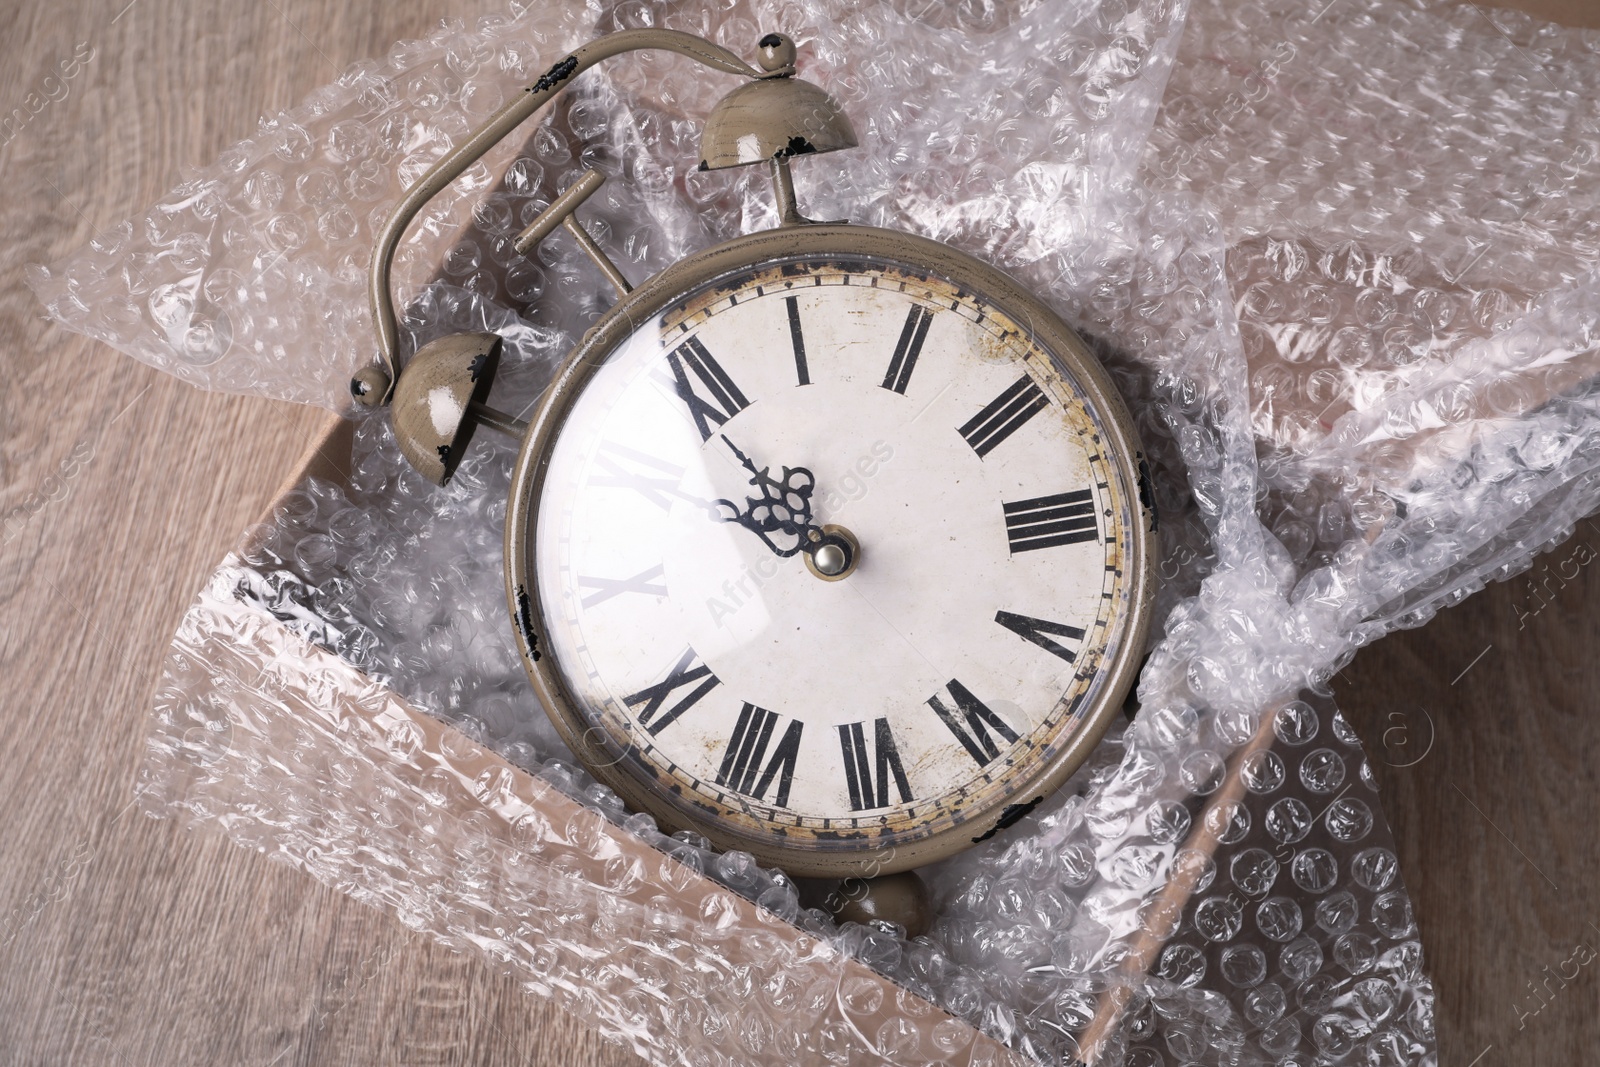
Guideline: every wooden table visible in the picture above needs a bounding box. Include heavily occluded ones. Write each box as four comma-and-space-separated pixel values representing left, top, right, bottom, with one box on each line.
0, 0, 1594, 1063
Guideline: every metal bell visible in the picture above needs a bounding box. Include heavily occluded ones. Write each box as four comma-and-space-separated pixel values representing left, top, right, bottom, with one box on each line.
389, 332, 503, 486
698, 33, 857, 171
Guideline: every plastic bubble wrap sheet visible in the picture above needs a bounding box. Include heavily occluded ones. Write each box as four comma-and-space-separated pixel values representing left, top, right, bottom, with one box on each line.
38, 0, 1600, 1063
26, 0, 1188, 412
1144, 0, 1600, 632
145, 567, 1031, 1067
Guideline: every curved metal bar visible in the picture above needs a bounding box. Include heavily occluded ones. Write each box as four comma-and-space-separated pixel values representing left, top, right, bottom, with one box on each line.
360, 28, 758, 405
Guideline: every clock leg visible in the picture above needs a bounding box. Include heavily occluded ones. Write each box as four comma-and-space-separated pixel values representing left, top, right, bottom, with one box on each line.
798, 870, 933, 939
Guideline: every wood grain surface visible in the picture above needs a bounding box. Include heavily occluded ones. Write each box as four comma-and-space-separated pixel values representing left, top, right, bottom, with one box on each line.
0, 1, 1596, 1065
0, 1, 641, 1064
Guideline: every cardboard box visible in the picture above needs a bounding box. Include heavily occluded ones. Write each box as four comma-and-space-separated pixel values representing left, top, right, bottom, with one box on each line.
140, 411, 1031, 1067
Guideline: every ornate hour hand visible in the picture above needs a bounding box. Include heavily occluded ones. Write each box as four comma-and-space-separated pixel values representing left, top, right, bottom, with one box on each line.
711, 436, 860, 579
712, 435, 818, 558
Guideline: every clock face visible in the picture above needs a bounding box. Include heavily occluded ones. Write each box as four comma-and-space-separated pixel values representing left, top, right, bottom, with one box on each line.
516, 245, 1149, 871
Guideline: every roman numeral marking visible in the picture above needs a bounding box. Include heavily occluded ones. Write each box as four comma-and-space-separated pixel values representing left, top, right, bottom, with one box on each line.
577, 563, 667, 608
928, 680, 1020, 766
623, 648, 719, 736
881, 304, 933, 394
995, 610, 1086, 662
591, 441, 687, 511
716, 703, 802, 807
664, 337, 750, 441
786, 295, 809, 386
958, 375, 1049, 456
1003, 489, 1099, 553
838, 718, 913, 811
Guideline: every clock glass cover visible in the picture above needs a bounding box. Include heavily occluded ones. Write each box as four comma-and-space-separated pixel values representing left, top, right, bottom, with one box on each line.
528, 252, 1147, 869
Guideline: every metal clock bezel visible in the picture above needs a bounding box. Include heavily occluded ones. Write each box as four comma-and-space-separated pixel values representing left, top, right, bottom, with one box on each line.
503, 223, 1156, 878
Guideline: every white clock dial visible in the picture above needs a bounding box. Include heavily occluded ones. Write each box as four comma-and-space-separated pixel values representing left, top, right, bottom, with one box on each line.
528, 254, 1144, 852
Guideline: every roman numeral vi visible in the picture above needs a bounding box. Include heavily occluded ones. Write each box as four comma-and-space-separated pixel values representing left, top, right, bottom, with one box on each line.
928, 680, 1020, 766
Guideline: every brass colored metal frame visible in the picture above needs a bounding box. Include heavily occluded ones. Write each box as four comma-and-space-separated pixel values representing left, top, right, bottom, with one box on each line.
358, 29, 760, 406
503, 224, 1157, 878
359, 27, 856, 406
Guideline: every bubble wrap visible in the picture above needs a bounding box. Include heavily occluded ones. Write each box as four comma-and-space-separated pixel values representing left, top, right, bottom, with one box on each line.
1144, 0, 1600, 633
37, 0, 1600, 1063
145, 567, 1029, 1067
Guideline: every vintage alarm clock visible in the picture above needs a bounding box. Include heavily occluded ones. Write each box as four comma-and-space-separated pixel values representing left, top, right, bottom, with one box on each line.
352, 28, 1155, 935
